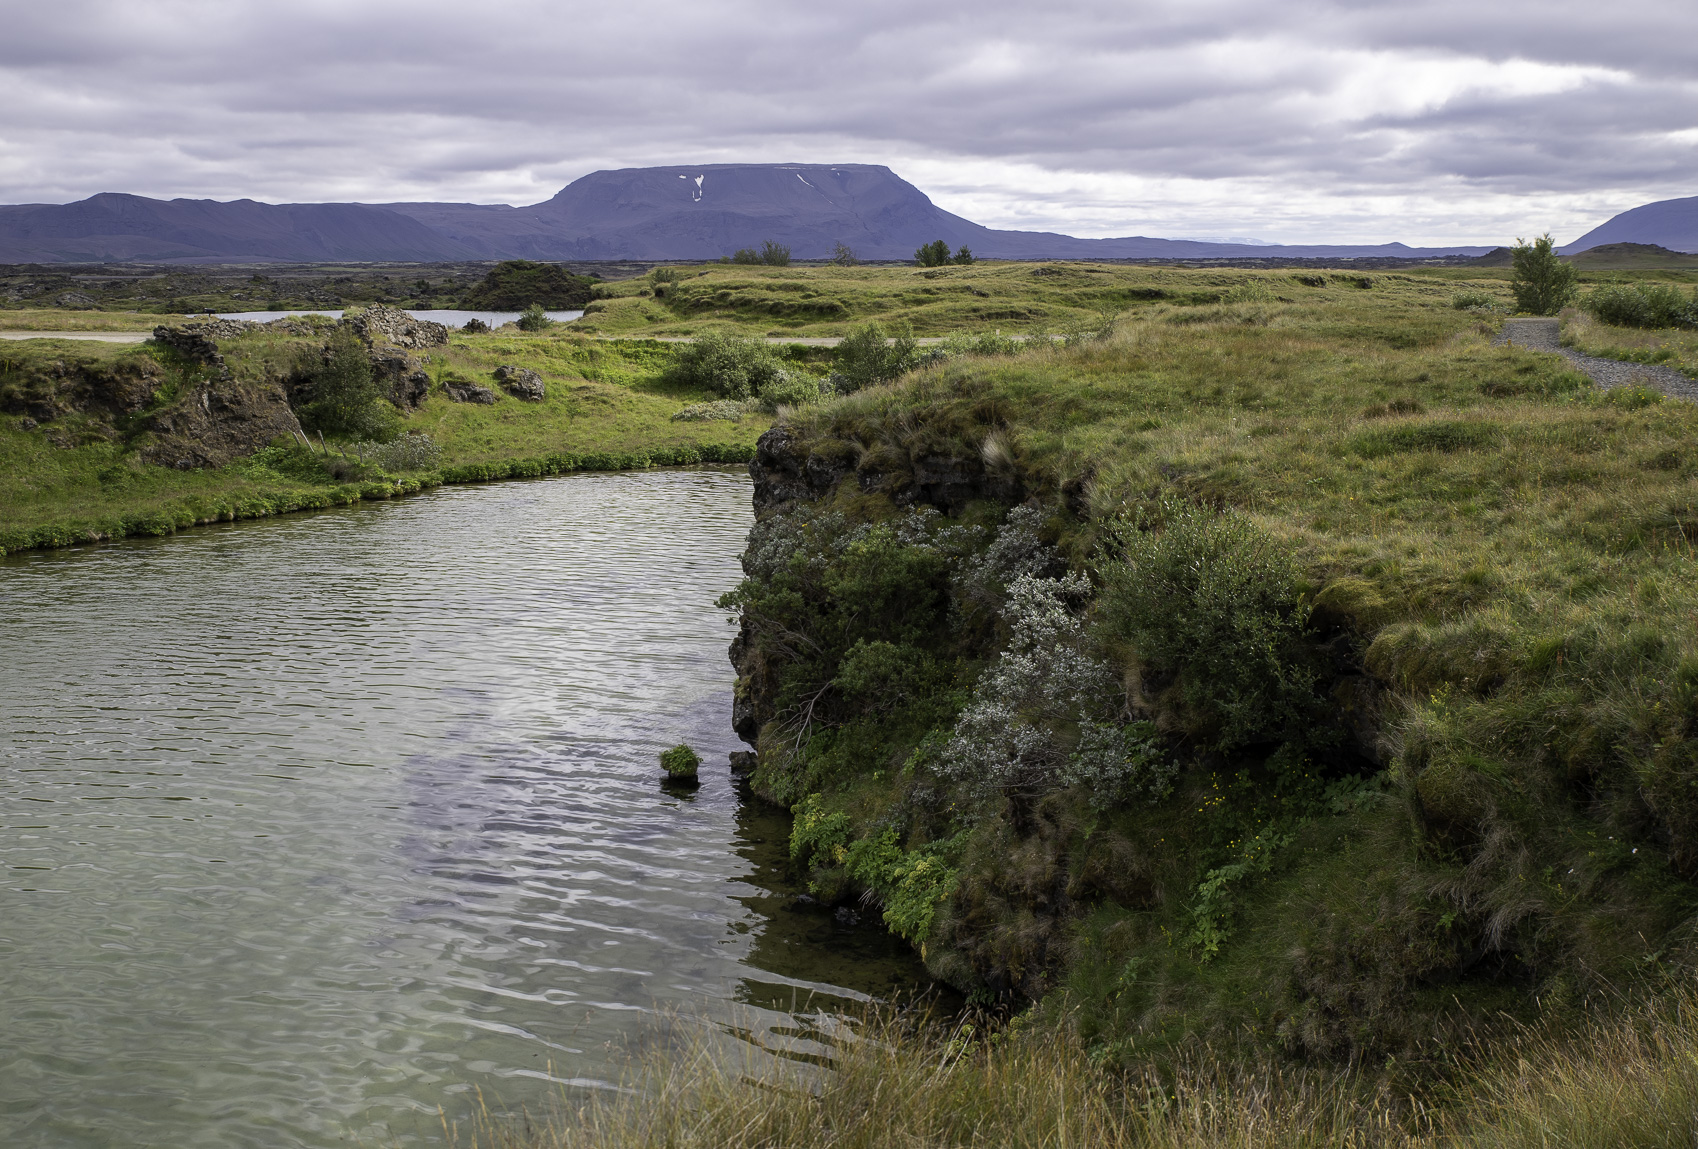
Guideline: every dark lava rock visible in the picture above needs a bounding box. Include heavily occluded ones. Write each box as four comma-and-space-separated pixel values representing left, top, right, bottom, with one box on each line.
370, 351, 432, 410
493, 364, 545, 400
139, 377, 304, 470
443, 379, 498, 404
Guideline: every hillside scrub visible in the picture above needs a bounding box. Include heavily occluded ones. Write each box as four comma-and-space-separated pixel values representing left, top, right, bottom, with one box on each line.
723, 273, 1698, 1066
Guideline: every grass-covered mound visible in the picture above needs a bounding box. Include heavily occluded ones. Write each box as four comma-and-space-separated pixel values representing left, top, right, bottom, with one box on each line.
461, 259, 597, 310
724, 276, 1698, 1062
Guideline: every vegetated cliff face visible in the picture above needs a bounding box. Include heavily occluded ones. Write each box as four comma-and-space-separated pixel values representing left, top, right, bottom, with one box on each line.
723, 382, 1698, 1063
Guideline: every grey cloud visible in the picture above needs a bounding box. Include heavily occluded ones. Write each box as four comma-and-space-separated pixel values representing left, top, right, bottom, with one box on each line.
0, 0, 1692, 242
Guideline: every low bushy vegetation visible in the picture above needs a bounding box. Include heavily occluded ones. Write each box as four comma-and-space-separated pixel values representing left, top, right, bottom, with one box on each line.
1584, 280, 1696, 328
661, 330, 813, 402
293, 331, 400, 440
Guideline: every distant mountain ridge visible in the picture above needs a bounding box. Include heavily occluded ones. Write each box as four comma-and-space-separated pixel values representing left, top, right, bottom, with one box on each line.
1563, 196, 1698, 255
0, 164, 1503, 264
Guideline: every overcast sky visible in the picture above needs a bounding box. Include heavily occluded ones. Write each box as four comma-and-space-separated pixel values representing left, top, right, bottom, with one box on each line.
2, 0, 1693, 245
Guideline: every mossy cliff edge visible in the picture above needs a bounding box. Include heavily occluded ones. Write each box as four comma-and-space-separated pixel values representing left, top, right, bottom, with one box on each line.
722, 307, 1698, 1064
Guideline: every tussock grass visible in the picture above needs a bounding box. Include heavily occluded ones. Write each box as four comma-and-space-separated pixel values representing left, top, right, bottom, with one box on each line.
453, 991, 1698, 1149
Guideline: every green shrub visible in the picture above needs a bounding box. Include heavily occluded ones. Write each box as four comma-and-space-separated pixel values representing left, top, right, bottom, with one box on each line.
1450, 290, 1499, 311
731, 248, 761, 264
1222, 278, 1276, 304
833, 322, 918, 392
516, 303, 552, 332
1585, 281, 1695, 329
1510, 234, 1579, 316
756, 372, 824, 410
1097, 499, 1317, 751
831, 242, 859, 267
296, 332, 399, 441
759, 240, 791, 267
660, 743, 701, 778
663, 331, 787, 399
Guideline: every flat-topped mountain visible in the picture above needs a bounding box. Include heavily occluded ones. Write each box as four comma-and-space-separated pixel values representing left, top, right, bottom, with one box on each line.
0, 164, 1498, 264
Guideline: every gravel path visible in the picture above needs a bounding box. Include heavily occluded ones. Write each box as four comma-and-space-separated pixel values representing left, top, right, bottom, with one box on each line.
0, 331, 151, 343
1495, 318, 1698, 401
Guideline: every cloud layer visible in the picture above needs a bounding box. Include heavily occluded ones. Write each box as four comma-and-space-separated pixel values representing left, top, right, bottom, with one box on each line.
2, 0, 1693, 244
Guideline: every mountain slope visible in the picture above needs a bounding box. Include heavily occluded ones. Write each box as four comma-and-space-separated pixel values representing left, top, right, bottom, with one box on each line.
0, 168, 1495, 264
0, 193, 478, 264
1564, 195, 1698, 254
383, 163, 1493, 261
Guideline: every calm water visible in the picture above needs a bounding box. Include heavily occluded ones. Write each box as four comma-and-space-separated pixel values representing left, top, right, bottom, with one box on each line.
213, 309, 585, 328
0, 470, 931, 1148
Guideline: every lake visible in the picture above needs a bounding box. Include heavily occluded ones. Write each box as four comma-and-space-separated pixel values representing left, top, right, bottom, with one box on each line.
0, 470, 933, 1148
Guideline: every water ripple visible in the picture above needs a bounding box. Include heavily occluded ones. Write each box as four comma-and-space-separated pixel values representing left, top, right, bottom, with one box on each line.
0, 470, 933, 1149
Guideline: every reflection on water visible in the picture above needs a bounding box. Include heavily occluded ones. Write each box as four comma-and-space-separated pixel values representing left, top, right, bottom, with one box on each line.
0, 470, 937, 1149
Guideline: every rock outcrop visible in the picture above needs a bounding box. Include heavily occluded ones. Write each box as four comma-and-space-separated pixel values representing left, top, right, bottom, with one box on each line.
443, 379, 498, 404
344, 304, 448, 350
152, 319, 259, 374
493, 364, 544, 400
139, 377, 303, 469
341, 306, 443, 410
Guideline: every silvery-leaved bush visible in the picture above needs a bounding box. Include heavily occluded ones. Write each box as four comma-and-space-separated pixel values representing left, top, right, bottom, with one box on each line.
939, 573, 1172, 808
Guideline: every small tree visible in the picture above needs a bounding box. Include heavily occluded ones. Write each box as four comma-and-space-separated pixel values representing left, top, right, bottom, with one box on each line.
832, 242, 859, 267
1510, 234, 1579, 316
759, 240, 791, 267
297, 332, 398, 441
834, 321, 918, 391
953, 246, 975, 265
915, 239, 952, 267
731, 248, 761, 264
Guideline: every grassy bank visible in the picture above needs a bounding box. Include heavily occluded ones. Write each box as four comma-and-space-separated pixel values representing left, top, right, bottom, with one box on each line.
462, 989, 1698, 1148
722, 269, 1698, 1066
0, 328, 768, 556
